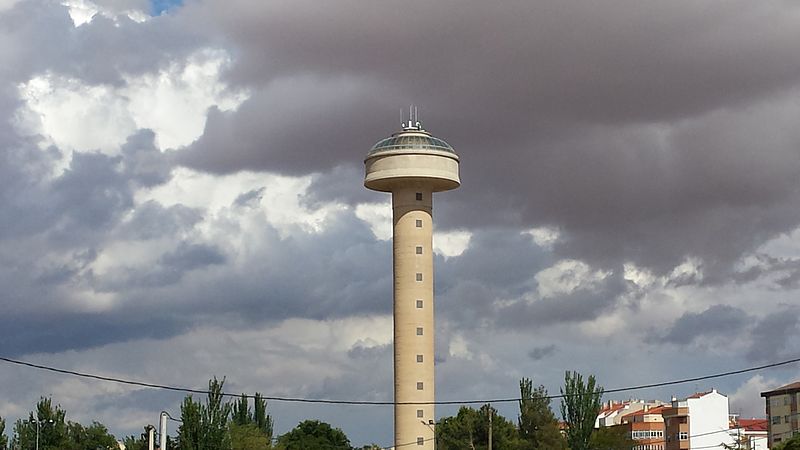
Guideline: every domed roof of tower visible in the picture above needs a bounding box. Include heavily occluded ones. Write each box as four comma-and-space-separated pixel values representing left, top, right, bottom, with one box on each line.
367, 110, 456, 158
368, 128, 456, 157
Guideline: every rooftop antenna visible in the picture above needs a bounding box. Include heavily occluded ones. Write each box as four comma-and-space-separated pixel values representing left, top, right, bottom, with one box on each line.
400, 107, 404, 128
415, 106, 419, 127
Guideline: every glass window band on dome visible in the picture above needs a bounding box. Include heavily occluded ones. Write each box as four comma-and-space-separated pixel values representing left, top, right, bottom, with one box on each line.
368, 134, 456, 156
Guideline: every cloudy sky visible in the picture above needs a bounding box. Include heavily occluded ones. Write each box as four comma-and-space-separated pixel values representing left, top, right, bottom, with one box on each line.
1, 0, 800, 445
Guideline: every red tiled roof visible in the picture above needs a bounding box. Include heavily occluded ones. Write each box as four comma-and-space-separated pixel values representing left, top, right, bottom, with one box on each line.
736, 419, 768, 432
621, 405, 668, 421
686, 391, 713, 399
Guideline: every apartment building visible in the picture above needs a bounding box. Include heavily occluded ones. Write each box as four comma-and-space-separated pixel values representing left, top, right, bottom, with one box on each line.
761, 381, 800, 448
620, 405, 668, 450
728, 417, 769, 450
663, 390, 734, 450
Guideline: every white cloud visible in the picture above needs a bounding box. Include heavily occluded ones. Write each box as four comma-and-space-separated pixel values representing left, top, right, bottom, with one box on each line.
355, 201, 392, 241
125, 49, 248, 150
15, 49, 247, 165
433, 230, 471, 258
729, 375, 775, 419
524, 226, 560, 249
61, 0, 148, 26
535, 259, 611, 298
0, 0, 21, 13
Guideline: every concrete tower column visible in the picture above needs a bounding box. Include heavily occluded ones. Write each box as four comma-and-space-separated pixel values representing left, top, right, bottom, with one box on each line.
393, 186, 435, 448
364, 115, 460, 450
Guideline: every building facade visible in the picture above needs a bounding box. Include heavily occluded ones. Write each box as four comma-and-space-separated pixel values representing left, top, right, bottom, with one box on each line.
621, 405, 668, 450
663, 390, 734, 450
761, 381, 800, 448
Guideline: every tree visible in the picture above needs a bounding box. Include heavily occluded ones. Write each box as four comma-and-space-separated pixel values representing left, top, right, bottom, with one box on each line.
122, 427, 153, 450
275, 420, 351, 450
589, 426, 634, 450
230, 423, 271, 450
775, 434, 800, 450
436, 405, 521, 450
11, 397, 117, 450
65, 421, 117, 450
518, 378, 566, 450
0, 415, 7, 450
178, 395, 204, 450
560, 371, 603, 450
203, 378, 232, 449
229, 392, 273, 449
252, 394, 273, 442
12, 397, 70, 450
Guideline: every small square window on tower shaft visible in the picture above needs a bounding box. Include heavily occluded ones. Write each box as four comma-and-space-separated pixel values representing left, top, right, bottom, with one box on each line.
416, 192, 423, 201
417, 354, 423, 363
416, 300, 423, 308
416, 219, 422, 228
416, 246, 423, 254
416, 327, 423, 335
417, 409, 424, 418
416, 382, 424, 390
416, 273, 423, 281
417, 437, 424, 446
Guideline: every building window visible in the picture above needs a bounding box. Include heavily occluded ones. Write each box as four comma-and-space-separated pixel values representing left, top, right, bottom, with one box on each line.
416, 192, 423, 201
416, 300, 423, 308
416, 219, 422, 228
679, 432, 688, 441
417, 409, 424, 418
416, 273, 423, 281
786, 415, 791, 424
773, 416, 782, 425
417, 382, 424, 390
416, 327, 423, 335
417, 437, 424, 446
417, 354, 423, 363
785, 396, 791, 406
416, 246, 423, 254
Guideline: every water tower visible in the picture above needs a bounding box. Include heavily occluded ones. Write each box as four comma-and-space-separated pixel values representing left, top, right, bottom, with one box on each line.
364, 109, 460, 449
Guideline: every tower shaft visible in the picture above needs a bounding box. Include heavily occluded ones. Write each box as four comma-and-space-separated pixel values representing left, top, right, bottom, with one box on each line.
392, 187, 435, 449
364, 119, 459, 450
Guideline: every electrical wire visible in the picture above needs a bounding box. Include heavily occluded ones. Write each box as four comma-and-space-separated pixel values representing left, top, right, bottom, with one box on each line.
0, 355, 798, 406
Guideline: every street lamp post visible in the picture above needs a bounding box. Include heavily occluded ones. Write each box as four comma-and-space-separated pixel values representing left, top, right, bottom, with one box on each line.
33, 417, 53, 450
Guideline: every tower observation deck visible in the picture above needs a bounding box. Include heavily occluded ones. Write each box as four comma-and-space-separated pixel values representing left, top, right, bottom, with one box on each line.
364, 112, 460, 450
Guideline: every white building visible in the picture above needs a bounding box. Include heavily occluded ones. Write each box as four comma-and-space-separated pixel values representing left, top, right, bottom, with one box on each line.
663, 390, 735, 450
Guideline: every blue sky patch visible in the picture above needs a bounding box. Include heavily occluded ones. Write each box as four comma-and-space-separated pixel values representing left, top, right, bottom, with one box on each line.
151, 0, 183, 15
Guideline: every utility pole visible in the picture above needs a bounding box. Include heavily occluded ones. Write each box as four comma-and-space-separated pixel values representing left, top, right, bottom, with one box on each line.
488, 407, 493, 450
146, 424, 155, 450
159, 412, 168, 450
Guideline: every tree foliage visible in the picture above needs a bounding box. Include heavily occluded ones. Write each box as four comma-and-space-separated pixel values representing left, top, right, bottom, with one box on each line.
436, 404, 521, 450
518, 378, 566, 450
275, 420, 351, 450
589, 426, 634, 450
177, 377, 232, 450
229, 392, 273, 449
775, 434, 800, 450
560, 371, 603, 450
11, 397, 116, 450
0, 415, 7, 450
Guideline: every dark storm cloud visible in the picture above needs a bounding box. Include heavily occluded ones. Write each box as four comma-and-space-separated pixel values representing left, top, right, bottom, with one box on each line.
745, 306, 800, 362
117, 201, 202, 240
498, 271, 628, 328
170, 0, 800, 277
658, 304, 750, 346
528, 344, 557, 361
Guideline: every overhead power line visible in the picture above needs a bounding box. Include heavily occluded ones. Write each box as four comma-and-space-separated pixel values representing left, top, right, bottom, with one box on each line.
0, 355, 798, 406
